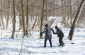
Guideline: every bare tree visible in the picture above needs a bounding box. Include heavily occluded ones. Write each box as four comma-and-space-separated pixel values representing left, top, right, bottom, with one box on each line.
25, 0, 29, 35
0, 0, 85, 38
68, 0, 85, 40
11, 0, 16, 39
21, 0, 26, 36
40, 0, 45, 38
6, 0, 10, 28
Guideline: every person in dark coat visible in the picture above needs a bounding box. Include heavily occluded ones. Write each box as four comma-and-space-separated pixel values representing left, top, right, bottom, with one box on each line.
40, 24, 54, 47
54, 26, 64, 47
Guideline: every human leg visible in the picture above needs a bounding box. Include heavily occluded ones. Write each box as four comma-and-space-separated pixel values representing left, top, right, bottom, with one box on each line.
59, 37, 64, 46
49, 39, 52, 47
44, 39, 47, 47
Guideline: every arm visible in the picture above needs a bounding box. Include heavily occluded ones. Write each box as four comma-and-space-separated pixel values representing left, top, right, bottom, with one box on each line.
40, 28, 46, 36
40, 30, 45, 34
51, 28, 57, 34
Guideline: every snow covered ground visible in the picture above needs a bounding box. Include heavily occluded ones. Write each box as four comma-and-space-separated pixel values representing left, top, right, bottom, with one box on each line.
0, 28, 85, 55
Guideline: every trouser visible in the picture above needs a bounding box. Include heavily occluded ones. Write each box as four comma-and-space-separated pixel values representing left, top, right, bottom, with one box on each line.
44, 39, 52, 47
59, 36, 64, 46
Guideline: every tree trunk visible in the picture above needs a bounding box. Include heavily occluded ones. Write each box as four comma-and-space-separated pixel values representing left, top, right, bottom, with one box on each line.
11, 0, 16, 39
21, 0, 25, 36
40, 0, 45, 39
6, 14, 9, 28
32, 19, 37, 29
68, 0, 85, 40
19, 0, 22, 30
25, 0, 29, 35
6, 0, 10, 28
69, 0, 72, 26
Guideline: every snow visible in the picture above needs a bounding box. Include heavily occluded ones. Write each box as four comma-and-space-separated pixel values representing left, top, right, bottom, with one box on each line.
0, 27, 85, 55
0, 16, 85, 55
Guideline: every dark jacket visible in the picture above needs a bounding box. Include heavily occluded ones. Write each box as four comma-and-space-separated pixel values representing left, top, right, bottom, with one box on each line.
56, 28, 64, 37
40, 26, 54, 39
54, 28, 64, 37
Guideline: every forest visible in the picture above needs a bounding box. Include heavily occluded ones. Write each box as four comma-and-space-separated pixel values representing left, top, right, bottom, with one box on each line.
0, 0, 85, 55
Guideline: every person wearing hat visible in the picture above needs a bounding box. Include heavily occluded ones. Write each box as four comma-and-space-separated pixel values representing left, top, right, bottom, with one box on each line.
40, 24, 54, 47
54, 26, 64, 47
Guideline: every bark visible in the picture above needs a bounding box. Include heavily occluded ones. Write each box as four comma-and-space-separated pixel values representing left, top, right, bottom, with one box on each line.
40, 0, 45, 39
21, 0, 26, 36
19, 0, 23, 30
11, 0, 16, 39
25, 0, 29, 35
6, 0, 10, 28
68, 0, 85, 40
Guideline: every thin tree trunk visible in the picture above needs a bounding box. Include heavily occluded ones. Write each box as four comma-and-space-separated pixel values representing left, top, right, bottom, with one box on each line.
6, 0, 10, 28
32, 18, 37, 29
25, 0, 29, 35
68, 0, 85, 40
19, 12, 22, 30
70, 0, 72, 26
45, 0, 47, 21
11, 0, 16, 39
6, 14, 9, 28
21, 0, 25, 36
19, 0, 22, 30
1, 14, 4, 29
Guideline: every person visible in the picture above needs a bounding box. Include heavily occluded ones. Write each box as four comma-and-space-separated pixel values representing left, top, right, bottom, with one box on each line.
54, 26, 64, 47
40, 24, 54, 47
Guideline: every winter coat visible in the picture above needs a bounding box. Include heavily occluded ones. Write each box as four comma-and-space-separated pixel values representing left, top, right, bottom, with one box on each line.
41, 26, 54, 39
56, 28, 64, 37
